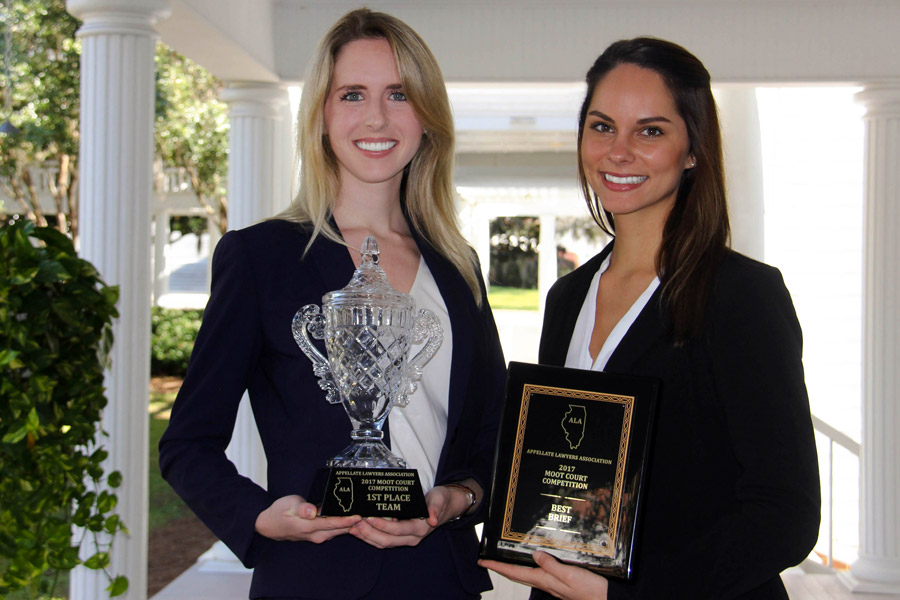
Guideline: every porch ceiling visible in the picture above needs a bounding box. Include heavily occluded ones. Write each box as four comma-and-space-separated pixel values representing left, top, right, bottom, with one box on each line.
156, 0, 900, 86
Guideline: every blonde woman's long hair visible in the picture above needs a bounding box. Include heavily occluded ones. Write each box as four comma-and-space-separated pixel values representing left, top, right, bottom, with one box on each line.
278, 8, 482, 306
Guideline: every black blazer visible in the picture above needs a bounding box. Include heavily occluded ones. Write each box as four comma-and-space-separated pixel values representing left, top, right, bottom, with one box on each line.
536, 243, 820, 599
159, 219, 506, 599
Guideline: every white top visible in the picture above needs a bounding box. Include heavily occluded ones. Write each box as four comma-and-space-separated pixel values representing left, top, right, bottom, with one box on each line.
388, 257, 452, 493
565, 254, 660, 371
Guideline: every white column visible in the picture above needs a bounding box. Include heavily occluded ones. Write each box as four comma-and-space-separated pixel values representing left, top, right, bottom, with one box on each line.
715, 85, 765, 261
839, 82, 900, 595
198, 82, 291, 573
219, 82, 291, 483
66, 1, 171, 599
220, 83, 292, 227
276, 91, 297, 214
537, 212, 556, 313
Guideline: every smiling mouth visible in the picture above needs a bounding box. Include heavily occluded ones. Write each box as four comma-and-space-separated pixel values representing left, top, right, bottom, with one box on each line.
603, 173, 648, 185
355, 140, 397, 152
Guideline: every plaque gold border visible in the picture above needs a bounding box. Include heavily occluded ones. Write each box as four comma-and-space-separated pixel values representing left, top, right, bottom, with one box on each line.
500, 384, 634, 558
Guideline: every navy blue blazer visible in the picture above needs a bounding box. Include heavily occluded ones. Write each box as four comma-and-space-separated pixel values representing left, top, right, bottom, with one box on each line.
159, 219, 506, 599
534, 243, 820, 599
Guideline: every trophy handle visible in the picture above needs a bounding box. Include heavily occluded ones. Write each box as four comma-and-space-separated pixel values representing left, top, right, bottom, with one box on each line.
396, 308, 443, 408
292, 305, 340, 404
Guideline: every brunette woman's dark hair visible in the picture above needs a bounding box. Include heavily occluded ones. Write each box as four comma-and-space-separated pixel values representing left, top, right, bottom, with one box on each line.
577, 37, 730, 343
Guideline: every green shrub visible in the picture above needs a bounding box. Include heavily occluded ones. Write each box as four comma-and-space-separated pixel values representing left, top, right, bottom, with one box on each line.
150, 307, 203, 376
0, 219, 128, 598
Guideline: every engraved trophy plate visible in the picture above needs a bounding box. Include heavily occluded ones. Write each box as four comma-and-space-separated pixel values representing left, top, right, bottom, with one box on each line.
293, 236, 441, 518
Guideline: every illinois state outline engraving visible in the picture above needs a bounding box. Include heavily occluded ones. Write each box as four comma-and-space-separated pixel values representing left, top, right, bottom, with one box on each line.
562, 404, 587, 450
333, 476, 354, 512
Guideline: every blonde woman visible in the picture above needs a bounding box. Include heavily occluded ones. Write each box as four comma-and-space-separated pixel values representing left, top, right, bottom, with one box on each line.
160, 9, 505, 599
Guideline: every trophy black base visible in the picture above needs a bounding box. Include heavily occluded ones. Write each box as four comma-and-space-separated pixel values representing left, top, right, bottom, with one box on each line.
312, 467, 428, 518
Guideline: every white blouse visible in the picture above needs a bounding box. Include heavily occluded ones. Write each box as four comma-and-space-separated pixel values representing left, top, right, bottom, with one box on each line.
387, 257, 452, 493
565, 254, 660, 371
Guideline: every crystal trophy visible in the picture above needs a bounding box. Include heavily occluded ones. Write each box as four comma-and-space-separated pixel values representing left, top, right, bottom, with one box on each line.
292, 236, 442, 517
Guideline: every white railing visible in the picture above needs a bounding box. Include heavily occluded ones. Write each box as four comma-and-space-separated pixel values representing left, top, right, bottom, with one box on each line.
159, 166, 193, 193
0, 162, 194, 199
2, 163, 199, 222
0, 161, 61, 197
0, 163, 67, 217
811, 414, 860, 569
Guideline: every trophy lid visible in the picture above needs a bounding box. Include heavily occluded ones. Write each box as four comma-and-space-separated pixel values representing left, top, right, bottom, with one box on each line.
323, 236, 414, 310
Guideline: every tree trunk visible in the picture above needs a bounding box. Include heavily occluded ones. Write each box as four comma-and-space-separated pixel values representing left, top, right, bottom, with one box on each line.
52, 155, 71, 235
69, 165, 79, 243
186, 164, 226, 233
20, 168, 47, 227
4, 178, 36, 222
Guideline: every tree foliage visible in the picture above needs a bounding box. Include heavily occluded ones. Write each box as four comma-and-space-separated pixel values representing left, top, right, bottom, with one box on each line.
0, 0, 230, 240
155, 46, 229, 234
490, 216, 540, 288
0, 0, 80, 238
488, 215, 609, 285
0, 219, 126, 598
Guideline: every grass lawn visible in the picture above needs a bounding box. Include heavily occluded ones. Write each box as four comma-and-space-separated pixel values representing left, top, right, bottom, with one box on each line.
148, 379, 194, 530
487, 285, 539, 311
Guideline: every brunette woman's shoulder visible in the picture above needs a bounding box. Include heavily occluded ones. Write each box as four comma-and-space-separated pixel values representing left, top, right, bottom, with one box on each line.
711, 249, 797, 324
717, 249, 786, 289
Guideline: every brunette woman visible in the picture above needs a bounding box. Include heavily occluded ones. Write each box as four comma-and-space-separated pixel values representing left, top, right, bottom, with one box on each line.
481, 37, 820, 600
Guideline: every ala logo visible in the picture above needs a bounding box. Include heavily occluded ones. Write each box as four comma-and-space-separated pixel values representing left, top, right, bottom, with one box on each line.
561, 404, 587, 450
333, 477, 354, 512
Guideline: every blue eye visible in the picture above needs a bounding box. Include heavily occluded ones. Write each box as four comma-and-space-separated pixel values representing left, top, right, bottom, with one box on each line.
340, 91, 363, 102
389, 91, 407, 101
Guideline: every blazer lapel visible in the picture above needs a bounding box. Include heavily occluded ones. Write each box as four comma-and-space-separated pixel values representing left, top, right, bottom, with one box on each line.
604, 286, 668, 373
305, 228, 356, 294
416, 237, 475, 441
541, 240, 669, 374
541, 243, 613, 366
